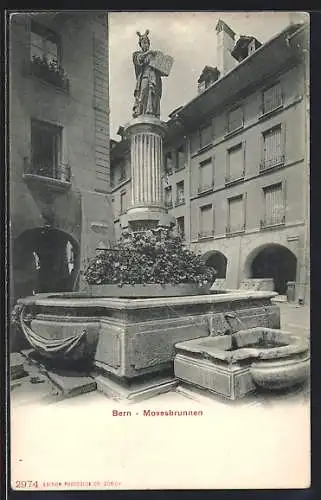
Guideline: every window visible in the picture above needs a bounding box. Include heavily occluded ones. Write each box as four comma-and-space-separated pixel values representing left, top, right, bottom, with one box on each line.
199, 204, 214, 238
29, 22, 69, 91
226, 143, 244, 183
30, 22, 60, 64
190, 131, 200, 154
176, 144, 185, 171
198, 81, 206, 94
227, 195, 245, 234
110, 169, 115, 188
248, 39, 256, 56
262, 83, 282, 115
176, 216, 185, 238
175, 181, 185, 206
261, 125, 284, 170
119, 162, 127, 183
165, 152, 173, 174
199, 158, 214, 193
165, 186, 173, 209
29, 119, 66, 180
200, 124, 212, 149
262, 183, 285, 227
120, 191, 127, 214
227, 107, 243, 134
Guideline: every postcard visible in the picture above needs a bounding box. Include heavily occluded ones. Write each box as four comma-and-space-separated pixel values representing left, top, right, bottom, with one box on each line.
8, 10, 310, 491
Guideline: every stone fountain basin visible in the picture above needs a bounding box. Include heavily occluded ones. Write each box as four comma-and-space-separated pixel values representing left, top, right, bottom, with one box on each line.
174, 328, 310, 395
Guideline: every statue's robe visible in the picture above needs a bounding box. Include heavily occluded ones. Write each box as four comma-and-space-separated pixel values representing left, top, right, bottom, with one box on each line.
132, 50, 162, 118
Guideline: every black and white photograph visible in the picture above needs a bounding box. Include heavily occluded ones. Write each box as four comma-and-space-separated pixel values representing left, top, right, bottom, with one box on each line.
7, 10, 310, 490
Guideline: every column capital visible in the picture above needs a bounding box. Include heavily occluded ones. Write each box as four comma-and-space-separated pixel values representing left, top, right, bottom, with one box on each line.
124, 116, 167, 138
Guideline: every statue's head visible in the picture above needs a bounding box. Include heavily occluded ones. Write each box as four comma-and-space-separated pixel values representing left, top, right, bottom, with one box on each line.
137, 29, 150, 52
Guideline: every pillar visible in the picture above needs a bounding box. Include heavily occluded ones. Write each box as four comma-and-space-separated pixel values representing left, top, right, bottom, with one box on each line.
122, 116, 173, 231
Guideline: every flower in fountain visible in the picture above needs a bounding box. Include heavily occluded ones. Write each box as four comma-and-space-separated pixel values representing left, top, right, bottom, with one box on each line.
84, 227, 217, 287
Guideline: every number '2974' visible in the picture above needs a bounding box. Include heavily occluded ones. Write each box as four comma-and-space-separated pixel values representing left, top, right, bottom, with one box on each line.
14, 480, 39, 488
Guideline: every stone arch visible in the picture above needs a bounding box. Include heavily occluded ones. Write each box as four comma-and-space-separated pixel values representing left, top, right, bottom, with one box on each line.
244, 243, 297, 295
202, 250, 228, 279
11, 227, 80, 301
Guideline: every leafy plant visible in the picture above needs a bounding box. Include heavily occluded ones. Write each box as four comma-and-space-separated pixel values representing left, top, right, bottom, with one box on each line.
84, 227, 217, 287
31, 55, 70, 91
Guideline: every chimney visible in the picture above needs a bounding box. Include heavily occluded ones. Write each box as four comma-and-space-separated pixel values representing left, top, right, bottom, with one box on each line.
215, 19, 237, 76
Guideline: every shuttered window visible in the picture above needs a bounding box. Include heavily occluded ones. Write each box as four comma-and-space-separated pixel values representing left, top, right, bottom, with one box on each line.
227, 107, 243, 133
176, 216, 185, 238
176, 144, 185, 171
227, 143, 244, 182
228, 195, 245, 233
120, 191, 127, 214
199, 158, 213, 192
176, 181, 185, 205
262, 83, 282, 114
262, 183, 285, 227
165, 152, 173, 174
199, 204, 213, 238
165, 186, 172, 208
200, 124, 212, 148
262, 125, 283, 169
190, 131, 200, 154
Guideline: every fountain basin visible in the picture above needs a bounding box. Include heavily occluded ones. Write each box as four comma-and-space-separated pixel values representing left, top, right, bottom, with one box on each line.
15, 290, 281, 399
174, 328, 309, 399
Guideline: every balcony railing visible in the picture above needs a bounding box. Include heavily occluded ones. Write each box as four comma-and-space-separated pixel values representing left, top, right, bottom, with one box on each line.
29, 57, 70, 92
198, 181, 214, 194
260, 215, 285, 229
175, 197, 185, 207
259, 154, 285, 172
198, 229, 214, 239
165, 200, 173, 209
24, 158, 71, 182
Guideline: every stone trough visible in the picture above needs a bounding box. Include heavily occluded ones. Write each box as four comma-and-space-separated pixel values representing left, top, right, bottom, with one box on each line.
174, 327, 310, 400
14, 289, 282, 401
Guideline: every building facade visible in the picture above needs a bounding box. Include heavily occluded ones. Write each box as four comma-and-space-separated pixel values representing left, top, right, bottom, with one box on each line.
9, 12, 114, 314
110, 19, 309, 303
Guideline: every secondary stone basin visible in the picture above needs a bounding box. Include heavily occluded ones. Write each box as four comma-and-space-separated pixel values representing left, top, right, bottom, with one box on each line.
175, 327, 310, 395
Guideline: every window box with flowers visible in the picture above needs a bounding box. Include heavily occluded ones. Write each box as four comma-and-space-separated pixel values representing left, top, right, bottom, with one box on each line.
29, 55, 70, 91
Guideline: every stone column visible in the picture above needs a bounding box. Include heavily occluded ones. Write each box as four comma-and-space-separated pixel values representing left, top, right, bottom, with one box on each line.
122, 116, 173, 230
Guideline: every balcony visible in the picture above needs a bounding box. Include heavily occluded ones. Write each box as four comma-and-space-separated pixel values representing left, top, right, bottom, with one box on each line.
260, 216, 285, 229
197, 182, 214, 195
259, 155, 285, 172
28, 57, 70, 92
165, 200, 173, 209
23, 158, 71, 192
198, 229, 214, 240
175, 197, 185, 207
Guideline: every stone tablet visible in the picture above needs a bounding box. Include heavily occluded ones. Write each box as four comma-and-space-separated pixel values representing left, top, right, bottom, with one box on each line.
149, 51, 173, 76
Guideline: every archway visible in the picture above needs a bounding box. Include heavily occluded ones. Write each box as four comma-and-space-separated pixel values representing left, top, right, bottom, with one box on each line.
248, 244, 297, 295
12, 227, 80, 300
204, 251, 227, 279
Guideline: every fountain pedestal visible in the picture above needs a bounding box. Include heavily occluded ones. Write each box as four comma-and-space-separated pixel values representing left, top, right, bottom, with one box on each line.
122, 116, 173, 230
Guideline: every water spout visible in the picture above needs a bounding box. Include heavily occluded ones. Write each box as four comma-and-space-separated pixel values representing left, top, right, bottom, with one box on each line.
224, 312, 244, 350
